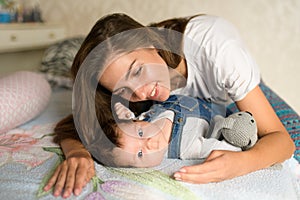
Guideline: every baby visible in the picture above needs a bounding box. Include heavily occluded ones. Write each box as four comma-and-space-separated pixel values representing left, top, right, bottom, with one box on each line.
110, 95, 257, 167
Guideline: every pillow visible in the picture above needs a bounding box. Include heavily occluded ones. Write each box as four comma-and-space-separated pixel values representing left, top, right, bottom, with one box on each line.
0, 71, 51, 134
40, 36, 85, 89
227, 81, 300, 163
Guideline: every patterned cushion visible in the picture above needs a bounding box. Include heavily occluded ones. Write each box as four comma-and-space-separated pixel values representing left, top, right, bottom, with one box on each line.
40, 36, 85, 89
227, 82, 300, 163
0, 71, 51, 134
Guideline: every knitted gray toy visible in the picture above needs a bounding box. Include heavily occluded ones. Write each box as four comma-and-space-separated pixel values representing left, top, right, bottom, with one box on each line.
208, 111, 258, 150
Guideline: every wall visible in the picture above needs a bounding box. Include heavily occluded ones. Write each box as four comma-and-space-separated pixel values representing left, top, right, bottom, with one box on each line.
39, 0, 300, 113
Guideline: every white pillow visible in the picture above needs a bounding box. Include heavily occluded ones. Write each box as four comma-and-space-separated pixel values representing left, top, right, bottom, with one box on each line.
0, 71, 51, 134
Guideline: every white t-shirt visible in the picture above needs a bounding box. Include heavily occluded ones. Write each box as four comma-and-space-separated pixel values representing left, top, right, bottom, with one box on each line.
171, 15, 261, 104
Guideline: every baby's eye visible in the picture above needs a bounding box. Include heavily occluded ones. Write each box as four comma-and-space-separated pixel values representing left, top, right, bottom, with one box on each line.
138, 128, 143, 137
138, 150, 143, 158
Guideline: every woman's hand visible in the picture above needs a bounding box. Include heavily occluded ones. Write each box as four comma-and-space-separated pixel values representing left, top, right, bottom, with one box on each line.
174, 86, 295, 184
173, 150, 248, 183
43, 138, 95, 198
43, 151, 95, 198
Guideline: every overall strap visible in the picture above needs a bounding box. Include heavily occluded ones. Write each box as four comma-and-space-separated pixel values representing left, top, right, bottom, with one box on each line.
163, 95, 214, 158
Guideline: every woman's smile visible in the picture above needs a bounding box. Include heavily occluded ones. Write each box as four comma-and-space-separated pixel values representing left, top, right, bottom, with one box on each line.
100, 48, 171, 102
149, 82, 159, 99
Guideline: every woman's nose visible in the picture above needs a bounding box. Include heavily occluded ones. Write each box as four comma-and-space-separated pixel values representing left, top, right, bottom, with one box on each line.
132, 86, 147, 101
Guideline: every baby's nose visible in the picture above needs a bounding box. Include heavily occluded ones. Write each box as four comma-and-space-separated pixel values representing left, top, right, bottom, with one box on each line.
144, 137, 160, 151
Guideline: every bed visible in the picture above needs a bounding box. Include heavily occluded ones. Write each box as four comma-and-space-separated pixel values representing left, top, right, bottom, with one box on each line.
0, 38, 300, 200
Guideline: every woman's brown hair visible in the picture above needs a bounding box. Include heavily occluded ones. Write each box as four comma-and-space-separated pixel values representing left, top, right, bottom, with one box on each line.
53, 13, 193, 165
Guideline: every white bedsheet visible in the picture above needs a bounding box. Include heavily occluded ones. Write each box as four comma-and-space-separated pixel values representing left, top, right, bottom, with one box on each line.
2, 88, 298, 200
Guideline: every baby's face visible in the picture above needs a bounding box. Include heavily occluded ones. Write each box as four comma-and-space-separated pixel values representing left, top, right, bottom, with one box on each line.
113, 119, 171, 167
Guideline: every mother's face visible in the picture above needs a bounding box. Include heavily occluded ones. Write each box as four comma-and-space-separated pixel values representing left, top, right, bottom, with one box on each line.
100, 48, 171, 102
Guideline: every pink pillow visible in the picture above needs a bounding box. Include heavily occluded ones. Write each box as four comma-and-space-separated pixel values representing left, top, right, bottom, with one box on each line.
0, 71, 51, 134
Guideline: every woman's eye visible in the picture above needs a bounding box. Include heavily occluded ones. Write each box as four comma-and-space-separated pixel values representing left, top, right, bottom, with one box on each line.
138, 150, 143, 158
133, 66, 143, 76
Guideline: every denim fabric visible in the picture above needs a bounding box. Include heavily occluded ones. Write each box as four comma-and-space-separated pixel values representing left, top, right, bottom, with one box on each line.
144, 95, 228, 158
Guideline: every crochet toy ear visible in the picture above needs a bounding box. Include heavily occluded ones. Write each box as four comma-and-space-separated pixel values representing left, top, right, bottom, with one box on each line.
222, 118, 235, 129
206, 115, 226, 139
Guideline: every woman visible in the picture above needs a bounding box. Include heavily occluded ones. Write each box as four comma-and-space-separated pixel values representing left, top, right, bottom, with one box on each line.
44, 13, 295, 198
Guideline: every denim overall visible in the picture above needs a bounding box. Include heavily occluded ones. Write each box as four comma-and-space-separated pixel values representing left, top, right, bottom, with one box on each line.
144, 95, 229, 159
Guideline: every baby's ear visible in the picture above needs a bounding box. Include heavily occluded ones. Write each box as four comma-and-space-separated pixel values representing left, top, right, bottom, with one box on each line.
114, 102, 136, 120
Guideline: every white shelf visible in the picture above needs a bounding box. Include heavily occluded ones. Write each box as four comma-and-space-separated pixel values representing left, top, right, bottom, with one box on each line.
0, 23, 66, 53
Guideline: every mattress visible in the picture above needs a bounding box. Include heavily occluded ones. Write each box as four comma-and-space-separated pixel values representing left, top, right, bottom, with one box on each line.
0, 88, 299, 200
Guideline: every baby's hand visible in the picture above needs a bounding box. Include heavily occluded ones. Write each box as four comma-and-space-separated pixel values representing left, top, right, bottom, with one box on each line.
114, 102, 135, 120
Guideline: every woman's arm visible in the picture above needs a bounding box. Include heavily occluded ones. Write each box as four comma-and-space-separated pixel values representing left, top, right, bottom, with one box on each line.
173, 86, 295, 183
43, 115, 95, 198
235, 86, 295, 165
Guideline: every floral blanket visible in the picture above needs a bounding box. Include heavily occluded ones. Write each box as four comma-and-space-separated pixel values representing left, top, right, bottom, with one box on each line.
0, 123, 300, 200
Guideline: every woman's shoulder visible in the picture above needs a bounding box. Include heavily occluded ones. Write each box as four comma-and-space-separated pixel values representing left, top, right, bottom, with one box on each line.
188, 14, 219, 23
185, 14, 240, 39
187, 14, 232, 27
